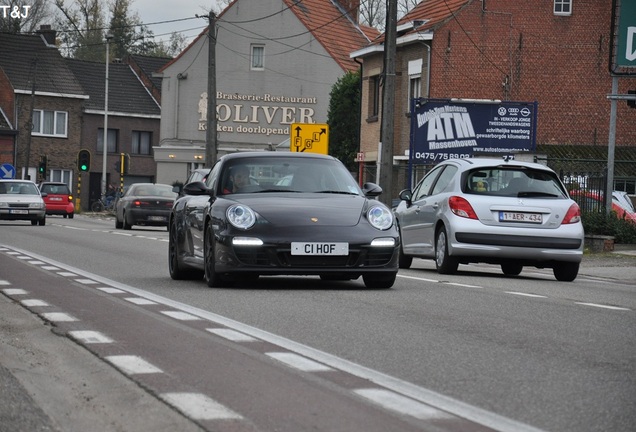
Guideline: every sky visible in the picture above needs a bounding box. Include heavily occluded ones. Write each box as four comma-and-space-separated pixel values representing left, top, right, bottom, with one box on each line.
131, 0, 218, 45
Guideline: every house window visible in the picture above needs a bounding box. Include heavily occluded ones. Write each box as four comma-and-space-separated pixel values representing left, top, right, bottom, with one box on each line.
132, 131, 152, 155
251, 45, 264, 70
408, 59, 423, 112
32, 110, 67, 137
368, 75, 380, 120
49, 169, 73, 187
554, 0, 572, 15
97, 128, 118, 153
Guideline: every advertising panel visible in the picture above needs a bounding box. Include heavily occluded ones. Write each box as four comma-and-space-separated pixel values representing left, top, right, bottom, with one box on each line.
409, 99, 537, 164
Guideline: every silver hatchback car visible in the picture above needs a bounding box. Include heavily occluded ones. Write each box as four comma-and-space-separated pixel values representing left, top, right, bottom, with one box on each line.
394, 158, 584, 281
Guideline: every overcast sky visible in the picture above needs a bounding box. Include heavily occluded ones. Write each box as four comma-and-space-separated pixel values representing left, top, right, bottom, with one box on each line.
131, 0, 216, 44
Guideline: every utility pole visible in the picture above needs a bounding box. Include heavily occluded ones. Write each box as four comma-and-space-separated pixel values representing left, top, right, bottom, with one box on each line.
379, 0, 397, 207
205, 11, 218, 167
102, 34, 113, 200
24, 58, 36, 180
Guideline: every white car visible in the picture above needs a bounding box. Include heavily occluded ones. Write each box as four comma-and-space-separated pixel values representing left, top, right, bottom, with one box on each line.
394, 158, 584, 281
0, 179, 47, 225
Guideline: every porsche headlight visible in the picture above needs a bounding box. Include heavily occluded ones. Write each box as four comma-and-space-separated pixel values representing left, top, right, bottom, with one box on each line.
367, 205, 393, 230
227, 204, 256, 230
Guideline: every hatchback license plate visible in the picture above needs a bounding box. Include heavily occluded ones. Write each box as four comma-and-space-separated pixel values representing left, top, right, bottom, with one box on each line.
50, 197, 62, 201
500, 212, 542, 223
148, 215, 166, 222
291, 242, 349, 256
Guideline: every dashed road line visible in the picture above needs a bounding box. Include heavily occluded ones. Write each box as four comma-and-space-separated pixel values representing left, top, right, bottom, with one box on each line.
266, 352, 333, 372
105, 355, 163, 374
160, 392, 244, 421
575, 302, 631, 311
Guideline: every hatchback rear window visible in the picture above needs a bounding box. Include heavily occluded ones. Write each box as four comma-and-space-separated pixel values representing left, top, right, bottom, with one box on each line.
464, 168, 567, 198
41, 184, 70, 194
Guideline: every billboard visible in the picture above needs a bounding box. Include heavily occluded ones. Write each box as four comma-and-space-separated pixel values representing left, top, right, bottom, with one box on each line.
610, 0, 636, 74
409, 99, 537, 164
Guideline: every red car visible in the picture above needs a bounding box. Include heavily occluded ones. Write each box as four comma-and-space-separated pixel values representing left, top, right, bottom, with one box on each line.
38, 182, 75, 218
569, 190, 636, 223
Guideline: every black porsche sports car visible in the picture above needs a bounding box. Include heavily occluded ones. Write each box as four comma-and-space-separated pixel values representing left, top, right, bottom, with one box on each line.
168, 152, 399, 288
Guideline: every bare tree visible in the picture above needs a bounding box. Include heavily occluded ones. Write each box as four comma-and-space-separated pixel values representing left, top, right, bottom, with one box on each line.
54, 0, 106, 60
397, 0, 421, 19
359, 0, 385, 30
0, 0, 51, 34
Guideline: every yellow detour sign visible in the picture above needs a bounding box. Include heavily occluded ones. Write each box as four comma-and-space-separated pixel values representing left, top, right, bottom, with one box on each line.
290, 123, 329, 154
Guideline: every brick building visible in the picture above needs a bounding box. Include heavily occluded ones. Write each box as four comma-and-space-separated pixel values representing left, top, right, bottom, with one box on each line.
351, 0, 636, 197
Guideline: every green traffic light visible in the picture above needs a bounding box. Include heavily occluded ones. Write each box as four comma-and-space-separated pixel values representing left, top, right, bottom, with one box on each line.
81, 164, 87, 171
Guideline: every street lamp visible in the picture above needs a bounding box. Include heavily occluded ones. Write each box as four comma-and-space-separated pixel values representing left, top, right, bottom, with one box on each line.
101, 33, 113, 200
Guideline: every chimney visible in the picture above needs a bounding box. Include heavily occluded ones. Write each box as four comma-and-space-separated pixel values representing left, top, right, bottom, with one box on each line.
37, 25, 57, 45
339, 0, 360, 23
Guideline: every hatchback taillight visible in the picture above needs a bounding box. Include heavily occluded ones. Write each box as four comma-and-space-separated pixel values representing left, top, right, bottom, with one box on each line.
449, 196, 478, 220
561, 203, 581, 224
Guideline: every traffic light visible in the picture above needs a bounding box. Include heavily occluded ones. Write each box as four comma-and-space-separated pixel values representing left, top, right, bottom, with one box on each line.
38, 156, 47, 175
119, 153, 130, 174
77, 149, 91, 172
628, 90, 636, 109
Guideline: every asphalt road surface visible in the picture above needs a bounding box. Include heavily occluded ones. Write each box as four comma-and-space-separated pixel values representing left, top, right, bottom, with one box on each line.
1, 214, 635, 432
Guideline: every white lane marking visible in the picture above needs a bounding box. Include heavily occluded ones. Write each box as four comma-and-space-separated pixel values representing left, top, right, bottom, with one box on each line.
3, 246, 547, 432
2, 288, 28, 295
17, 255, 30, 260
125, 297, 158, 305
20, 299, 49, 307
207, 328, 258, 342
41, 312, 78, 322
28, 260, 45, 265
69, 330, 113, 344
75, 278, 99, 285
41, 266, 60, 271
6, 251, 20, 255
63, 226, 88, 231
505, 292, 548, 298
0, 280, 11, 285
575, 302, 631, 311
105, 355, 163, 374
160, 310, 201, 321
97, 287, 126, 294
398, 274, 439, 283
57, 272, 77, 277
160, 392, 243, 421
354, 388, 454, 420
266, 352, 333, 372
446, 282, 483, 288
112, 232, 133, 237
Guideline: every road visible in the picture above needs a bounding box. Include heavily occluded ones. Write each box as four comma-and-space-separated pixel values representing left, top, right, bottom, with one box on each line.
1, 214, 635, 432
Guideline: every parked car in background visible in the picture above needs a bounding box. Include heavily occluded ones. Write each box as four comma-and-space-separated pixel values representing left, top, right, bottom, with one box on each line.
569, 189, 636, 224
612, 190, 635, 214
394, 157, 584, 282
0, 179, 46, 225
168, 152, 399, 288
38, 182, 74, 218
115, 183, 177, 230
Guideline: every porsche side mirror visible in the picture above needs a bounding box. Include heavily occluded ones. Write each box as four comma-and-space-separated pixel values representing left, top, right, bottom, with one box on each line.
182, 181, 210, 196
362, 182, 382, 197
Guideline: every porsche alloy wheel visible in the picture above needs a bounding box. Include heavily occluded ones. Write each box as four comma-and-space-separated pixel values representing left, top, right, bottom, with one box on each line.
204, 221, 222, 288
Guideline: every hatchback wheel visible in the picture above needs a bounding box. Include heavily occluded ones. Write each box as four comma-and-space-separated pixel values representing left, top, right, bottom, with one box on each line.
553, 262, 579, 282
435, 227, 458, 274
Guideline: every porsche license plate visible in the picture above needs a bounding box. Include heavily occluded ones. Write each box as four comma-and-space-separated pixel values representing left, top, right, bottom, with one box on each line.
291, 242, 349, 255
499, 212, 542, 223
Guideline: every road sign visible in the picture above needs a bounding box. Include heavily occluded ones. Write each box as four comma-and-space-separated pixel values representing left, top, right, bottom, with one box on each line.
616, 0, 636, 68
290, 123, 329, 154
0, 163, 15, 179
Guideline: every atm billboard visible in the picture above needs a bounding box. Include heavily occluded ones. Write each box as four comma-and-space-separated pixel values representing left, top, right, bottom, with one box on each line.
409, 99, 537, 164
